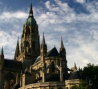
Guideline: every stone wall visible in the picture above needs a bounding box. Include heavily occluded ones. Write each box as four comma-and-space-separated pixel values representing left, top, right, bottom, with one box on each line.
19, 82, 65, 89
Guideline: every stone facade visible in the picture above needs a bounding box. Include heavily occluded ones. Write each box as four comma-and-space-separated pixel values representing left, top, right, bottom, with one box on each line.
0, 2, 83, 89
19, 82, 65, 89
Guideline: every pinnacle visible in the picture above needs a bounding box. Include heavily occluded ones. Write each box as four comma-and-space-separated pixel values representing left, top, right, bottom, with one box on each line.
74, 62, 77, 70
61, 36, 64, 49
42, 33, 45, 45
29, 2, 33, 17
14, 39, 19, 60
1, 47, 4, 56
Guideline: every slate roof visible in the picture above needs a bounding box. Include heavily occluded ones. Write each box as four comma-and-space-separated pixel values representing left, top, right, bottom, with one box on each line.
3, 59, 22, 72
47, 47, 59, 57
34, 56, 41, 63
68, 71, 81, 80
34, 47, 60, 64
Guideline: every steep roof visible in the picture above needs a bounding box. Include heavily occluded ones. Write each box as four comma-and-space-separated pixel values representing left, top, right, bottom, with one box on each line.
47, 47, 59, 57
34, 56, 41, 63
3, 59, 22, 72
68, 71, 81, 80
34, 47, 59, 64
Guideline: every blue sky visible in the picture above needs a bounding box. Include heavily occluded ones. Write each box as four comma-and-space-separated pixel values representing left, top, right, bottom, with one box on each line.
0, 0, 98, 68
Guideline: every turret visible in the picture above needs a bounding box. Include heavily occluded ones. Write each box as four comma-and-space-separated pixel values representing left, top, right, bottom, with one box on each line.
40, 33, 47, 57
40, 33, 47, 82
71, 62, 77, 72
59, 37, 66, 57
14, 39, 19, 60
74, 62, 77, 71
0, 47, 4, 89
1, 47, 4, 59
0, 47, 4, 69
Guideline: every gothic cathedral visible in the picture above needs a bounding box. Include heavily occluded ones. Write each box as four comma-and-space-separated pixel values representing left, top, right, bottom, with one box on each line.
0, 2, 82, 89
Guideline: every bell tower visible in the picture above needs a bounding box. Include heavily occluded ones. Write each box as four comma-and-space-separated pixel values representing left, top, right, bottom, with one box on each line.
17, 3, 40, 66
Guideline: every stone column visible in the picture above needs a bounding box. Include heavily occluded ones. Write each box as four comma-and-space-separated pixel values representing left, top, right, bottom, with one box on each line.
60, 60, 63, 82
42, 67, 46, 82
22, 74, 25, 87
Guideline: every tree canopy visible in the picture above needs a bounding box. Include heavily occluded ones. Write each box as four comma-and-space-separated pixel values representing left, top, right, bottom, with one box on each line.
80, 63, 98, 89
71, 81, 89, 89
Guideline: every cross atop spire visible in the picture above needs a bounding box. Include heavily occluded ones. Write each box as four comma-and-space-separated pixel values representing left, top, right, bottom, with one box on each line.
29, 2, 33, 17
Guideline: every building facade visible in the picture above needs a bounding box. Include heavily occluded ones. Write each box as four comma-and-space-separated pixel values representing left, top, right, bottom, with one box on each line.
0, 2, 82, 89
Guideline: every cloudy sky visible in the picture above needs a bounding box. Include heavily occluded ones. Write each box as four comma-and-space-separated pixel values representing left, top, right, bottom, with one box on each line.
0, 0, 98, 68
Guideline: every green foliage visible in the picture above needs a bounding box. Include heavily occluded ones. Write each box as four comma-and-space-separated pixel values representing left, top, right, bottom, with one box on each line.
80, 63, 98, 89
71, 84, 78, 89
71, 81, 89, 89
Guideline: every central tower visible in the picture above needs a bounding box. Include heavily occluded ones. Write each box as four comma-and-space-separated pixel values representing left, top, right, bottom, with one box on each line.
21, 3, 40, 58
15, 3, 40, 67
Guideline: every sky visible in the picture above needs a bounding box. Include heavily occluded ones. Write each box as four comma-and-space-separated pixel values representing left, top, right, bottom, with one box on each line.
0, 0, 98, 68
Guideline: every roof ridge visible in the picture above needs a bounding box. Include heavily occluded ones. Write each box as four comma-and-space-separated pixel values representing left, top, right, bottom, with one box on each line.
47, 46, 56, 52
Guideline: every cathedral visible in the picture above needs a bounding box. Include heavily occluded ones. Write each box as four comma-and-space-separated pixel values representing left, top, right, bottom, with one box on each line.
0, 2, 82, 89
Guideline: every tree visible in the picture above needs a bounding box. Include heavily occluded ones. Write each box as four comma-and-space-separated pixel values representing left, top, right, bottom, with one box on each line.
71, 81, 89, 89
81, 63, 98, 89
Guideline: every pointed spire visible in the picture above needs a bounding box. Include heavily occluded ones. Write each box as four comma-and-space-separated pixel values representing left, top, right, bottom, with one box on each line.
61, 37, 64, 49
1, 47, 4, 56
29, 2, 33, 17
59, 36, 66, 57
14, 39, 19, 60
74, 62, 77, 70
42, 33, 45, 45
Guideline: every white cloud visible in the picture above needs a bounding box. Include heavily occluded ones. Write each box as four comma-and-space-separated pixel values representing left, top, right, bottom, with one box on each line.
45, 1, 59, 11
0, 11, 27, 58
76, 0, 85, 3
0, 30, 20, 58
35, 0, 98, 68
0, 11, 28, 19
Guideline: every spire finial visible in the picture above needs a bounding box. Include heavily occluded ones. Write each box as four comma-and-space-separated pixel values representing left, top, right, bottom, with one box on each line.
29, 1, 33, 17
